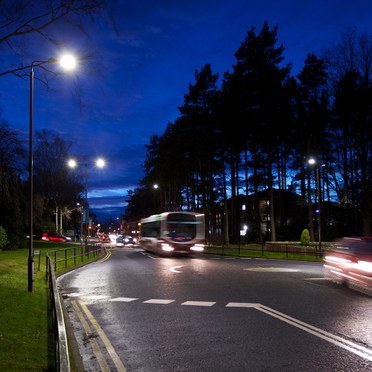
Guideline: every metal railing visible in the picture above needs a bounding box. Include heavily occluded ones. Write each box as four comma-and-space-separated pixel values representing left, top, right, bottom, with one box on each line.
206, 241, 332, 259
46, 242, 102, 276
46, 255, 71, 372
45, 242, 103, 371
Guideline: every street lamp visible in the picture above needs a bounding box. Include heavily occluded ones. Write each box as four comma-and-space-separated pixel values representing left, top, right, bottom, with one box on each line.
28, 53, 77, 292
68, 157, 106, 239
308, 157, 322, 256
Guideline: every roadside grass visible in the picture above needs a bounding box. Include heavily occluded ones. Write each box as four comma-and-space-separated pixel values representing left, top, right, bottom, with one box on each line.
0, 241, 99, 371
206, 243, 324, 262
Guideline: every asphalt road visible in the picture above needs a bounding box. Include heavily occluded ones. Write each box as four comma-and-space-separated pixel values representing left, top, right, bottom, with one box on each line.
58, 246, 372, 371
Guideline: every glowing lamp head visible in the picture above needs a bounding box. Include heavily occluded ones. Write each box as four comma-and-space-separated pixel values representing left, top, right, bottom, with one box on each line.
59, 54, 77, 71
68, 159, 77, 168
308, 158, 316, 165
96, 158, 105, 168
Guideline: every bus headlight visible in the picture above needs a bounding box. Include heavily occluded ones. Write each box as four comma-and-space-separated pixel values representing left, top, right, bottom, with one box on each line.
190, 244, 204, 252
161, 243, 174, 252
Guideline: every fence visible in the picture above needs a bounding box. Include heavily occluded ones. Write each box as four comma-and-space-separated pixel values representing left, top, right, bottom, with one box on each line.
206, 241, 332, 259
45, 241, 103, 371
264, 241, 332, 258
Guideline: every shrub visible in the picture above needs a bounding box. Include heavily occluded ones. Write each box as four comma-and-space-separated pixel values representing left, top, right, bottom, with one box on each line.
0, 226, 9, 249
300, 229, 310, 245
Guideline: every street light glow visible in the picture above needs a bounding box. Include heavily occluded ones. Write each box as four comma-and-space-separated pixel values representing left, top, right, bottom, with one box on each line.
68, 158, 77, 168
308, 158, 316, 165
59, 53, 77, 71
96, 158, 105, 168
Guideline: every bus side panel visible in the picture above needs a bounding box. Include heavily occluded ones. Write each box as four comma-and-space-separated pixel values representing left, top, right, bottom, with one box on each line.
139, 237, 158, 253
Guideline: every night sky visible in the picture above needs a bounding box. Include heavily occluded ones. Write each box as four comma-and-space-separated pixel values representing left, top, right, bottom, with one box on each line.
1, 0, 372, 221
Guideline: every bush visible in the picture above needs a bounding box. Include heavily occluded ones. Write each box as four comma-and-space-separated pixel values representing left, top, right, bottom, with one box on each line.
300, 229, 310, 245
0, 226, 9, 249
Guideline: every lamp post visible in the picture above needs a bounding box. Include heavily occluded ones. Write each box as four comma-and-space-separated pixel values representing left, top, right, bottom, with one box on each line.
308, 158, 322, 256
68, 158, 106, 240
28, 54, 77, 293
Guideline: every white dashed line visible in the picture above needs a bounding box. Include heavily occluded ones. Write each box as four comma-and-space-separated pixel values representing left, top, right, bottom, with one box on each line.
181, 301, 216, 307
110, 297, 139, 302
244, 267, 300, 272
226, 302, 261, 308
143, 299, 175, 304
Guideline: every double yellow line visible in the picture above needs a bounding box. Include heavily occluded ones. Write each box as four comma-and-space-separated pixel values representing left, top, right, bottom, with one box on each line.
97, 247, 112, 263
71, 299, 127, 371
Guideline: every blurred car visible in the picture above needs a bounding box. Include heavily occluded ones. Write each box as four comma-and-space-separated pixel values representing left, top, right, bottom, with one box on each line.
42, 232, 71, 242
116, 234, 135, 247
108, 234, 118, 243
324, 237, 372, 295
98, 233, 111, 243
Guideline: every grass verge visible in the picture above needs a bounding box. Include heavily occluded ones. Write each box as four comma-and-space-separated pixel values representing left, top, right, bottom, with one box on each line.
206, 243, 324, 262
0, 241, 99, 371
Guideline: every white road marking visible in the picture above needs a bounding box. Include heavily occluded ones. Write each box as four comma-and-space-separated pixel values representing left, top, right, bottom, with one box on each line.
244, 267, 300, 272
182, 301, 216, 307
256, 304, 372, 362
110, 297, 139, 302
226, 302, 261, 308
66, 294, 372, 363
143, 299, 175, 304
80, 295, 110, 303
170, 265, 184, 273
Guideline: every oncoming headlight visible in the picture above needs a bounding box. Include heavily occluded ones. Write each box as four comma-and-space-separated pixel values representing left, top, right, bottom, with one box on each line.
161, 243, 174, 252
190, 244, 204, 252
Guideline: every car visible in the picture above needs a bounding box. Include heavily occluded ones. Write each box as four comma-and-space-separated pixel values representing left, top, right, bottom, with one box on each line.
116, 234, 135, 247
42, 232, 71, 242
98, 233, 111, 243
323, 236, 372, 296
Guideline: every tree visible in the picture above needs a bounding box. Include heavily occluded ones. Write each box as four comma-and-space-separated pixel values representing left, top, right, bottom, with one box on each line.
0, 121, 27, 247
0, 0, 108, 78
225, 21, 292, 242
33, 129, 84, 234
325, 29, 372, 235
293, 53, 330, 241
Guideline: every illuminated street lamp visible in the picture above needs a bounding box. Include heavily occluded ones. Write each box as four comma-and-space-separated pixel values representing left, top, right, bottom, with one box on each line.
68, 157, 106, 239
28, 53, 77, 292
308, 157, 322, 256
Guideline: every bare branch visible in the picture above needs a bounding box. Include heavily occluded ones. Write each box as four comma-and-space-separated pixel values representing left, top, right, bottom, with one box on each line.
0, 0, 108, 77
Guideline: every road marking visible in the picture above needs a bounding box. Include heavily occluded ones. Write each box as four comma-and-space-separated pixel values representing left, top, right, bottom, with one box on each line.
110, 297, 139, 302
71, 300, 110, 371
67, 295, 372, 363
244, 267, 300, 272
78, 300, 127, 371
141, 251, 160, 259
182, 301, 216, 307
226, 302, 261, 308
170, 265, 184, 273
256, 304, 372, 362
80, 295, 110, 304
143, 299, 175, 304
97, 249, 112, 263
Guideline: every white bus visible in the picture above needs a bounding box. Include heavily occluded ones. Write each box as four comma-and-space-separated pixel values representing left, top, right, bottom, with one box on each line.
139, 212, 205, 255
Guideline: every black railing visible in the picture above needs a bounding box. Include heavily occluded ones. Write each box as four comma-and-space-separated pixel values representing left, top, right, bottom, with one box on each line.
46, 255, 70, 372
45, 242, 103, 371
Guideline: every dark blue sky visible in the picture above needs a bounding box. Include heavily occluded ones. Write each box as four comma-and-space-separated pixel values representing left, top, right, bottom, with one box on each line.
1, 0, 372, 221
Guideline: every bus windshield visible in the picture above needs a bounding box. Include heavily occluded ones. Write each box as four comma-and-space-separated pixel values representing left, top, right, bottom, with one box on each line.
164, 213, 197, 242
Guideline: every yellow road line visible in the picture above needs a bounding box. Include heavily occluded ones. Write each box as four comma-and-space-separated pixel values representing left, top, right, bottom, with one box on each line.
78, 300, 127, 372
70, 300, 110, 371
97, 248, 112, 263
